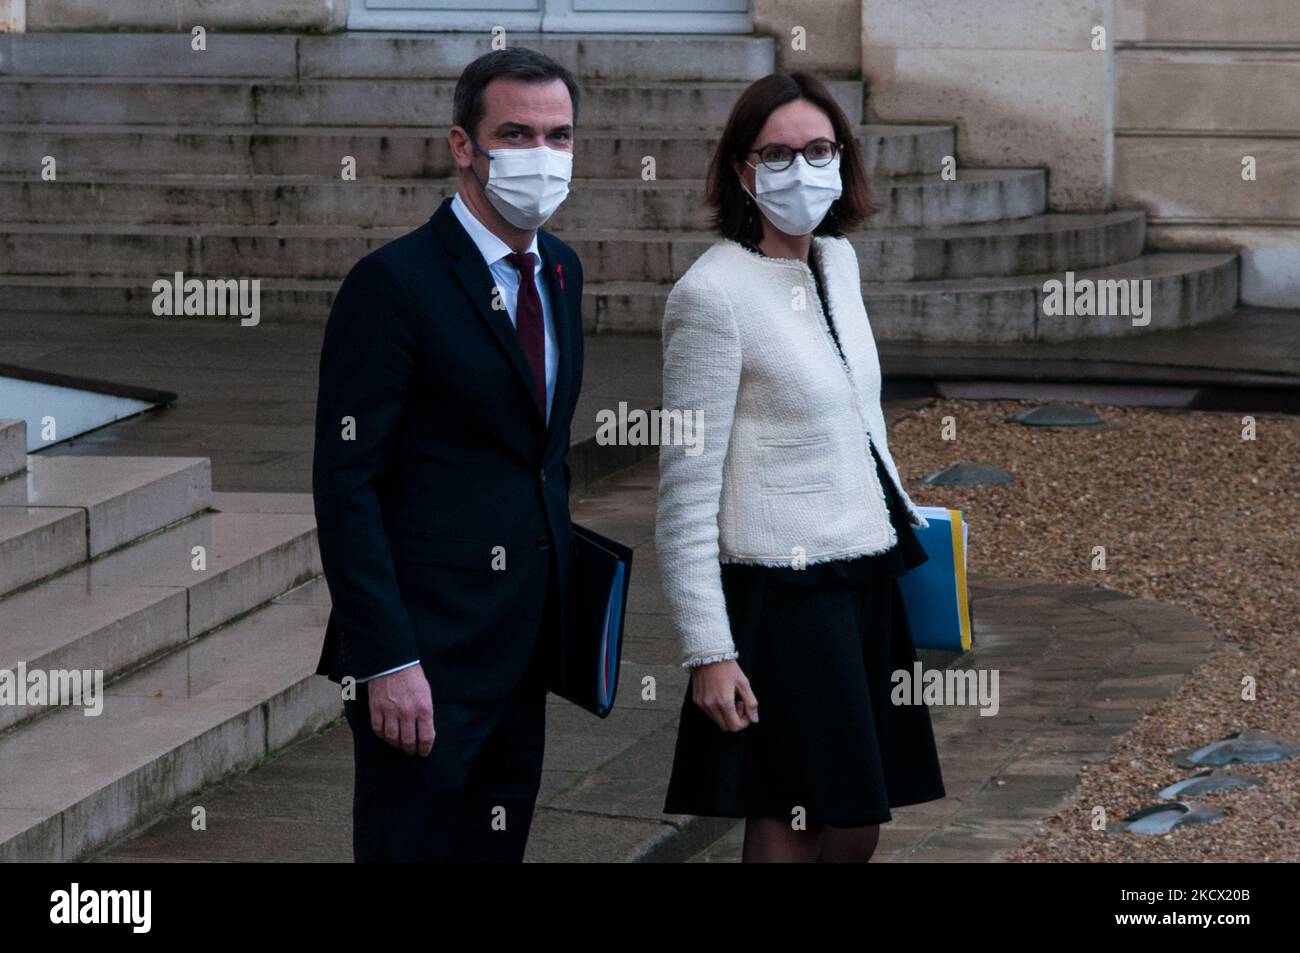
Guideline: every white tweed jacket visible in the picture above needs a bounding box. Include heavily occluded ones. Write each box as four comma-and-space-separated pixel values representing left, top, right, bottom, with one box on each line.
655, 236, 930, 668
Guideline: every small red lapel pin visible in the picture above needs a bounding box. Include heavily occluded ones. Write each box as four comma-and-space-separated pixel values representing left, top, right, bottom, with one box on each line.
556, 263, 564, 289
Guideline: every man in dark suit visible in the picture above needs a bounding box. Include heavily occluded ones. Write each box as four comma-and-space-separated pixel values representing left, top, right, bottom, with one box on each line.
312, 48, 584, 862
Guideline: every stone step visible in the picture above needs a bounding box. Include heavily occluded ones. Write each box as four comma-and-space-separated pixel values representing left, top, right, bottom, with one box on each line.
0, 122, 956, 179
575, 212, 1144, 282
0, 418, 23, 479
0, 576, 340, 862
0, 31, 778, 82
0, 168, 1045, 230
0, 454, 211, 565
0, 273, 335, 320
0, 211, 1145, 283
0, 77, 865, 127
580, 252, 1239, 338
0, 251, 1232, 341
863, 251, 1241, 342
0, 507, 320, 731
0, 503, 85, 603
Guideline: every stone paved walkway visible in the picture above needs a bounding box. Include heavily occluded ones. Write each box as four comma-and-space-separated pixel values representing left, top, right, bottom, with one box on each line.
879, 304, 1300, 385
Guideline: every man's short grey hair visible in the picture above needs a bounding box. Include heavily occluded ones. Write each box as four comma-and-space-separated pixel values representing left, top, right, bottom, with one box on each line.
453, 48, 581, 140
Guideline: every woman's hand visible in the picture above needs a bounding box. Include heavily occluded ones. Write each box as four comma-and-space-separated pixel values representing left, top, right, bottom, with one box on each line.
691, 659, 759, 732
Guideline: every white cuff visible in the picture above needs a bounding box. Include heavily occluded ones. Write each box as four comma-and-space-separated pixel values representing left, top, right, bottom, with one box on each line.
682, 650, 740, 670
357, 659, 420, 683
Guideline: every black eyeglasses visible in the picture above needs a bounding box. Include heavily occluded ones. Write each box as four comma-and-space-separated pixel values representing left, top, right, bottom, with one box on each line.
747, 138, 842, 172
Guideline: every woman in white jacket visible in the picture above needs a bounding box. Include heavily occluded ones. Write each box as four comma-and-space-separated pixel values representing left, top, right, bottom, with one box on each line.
657, 72, 946, 862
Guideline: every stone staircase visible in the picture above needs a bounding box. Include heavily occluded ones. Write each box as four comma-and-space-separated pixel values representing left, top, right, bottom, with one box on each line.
0, 418, 340, 861
0, 31, 1238, 341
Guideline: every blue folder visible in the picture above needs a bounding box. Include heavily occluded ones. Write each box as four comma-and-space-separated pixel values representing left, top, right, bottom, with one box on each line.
897, 506, 972, 652
551, 523, 632, 718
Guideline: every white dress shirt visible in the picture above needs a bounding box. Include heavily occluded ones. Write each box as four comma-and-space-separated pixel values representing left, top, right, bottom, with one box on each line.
452, 191, 559, 421
357, 191, 560, 684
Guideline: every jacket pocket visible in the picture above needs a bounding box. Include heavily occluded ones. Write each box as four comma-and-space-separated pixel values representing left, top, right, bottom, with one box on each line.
756, 432, 833, 492
755, 433, 830, 448
387, 532, 493, 569
760, 490, 849, 557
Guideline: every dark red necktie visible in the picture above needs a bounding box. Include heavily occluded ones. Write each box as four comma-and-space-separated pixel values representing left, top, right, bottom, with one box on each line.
506, 251, 547, 420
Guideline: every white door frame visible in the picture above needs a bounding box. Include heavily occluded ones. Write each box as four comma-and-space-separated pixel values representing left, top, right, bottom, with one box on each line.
347, 0, 752, 33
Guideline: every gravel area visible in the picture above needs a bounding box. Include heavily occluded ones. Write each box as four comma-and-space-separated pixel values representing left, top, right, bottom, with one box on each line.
888, 398, 1300, 862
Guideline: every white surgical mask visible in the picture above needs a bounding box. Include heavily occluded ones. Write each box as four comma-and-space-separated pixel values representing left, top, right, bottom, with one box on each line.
474, 143, 573, 230
741, 153, 842, 237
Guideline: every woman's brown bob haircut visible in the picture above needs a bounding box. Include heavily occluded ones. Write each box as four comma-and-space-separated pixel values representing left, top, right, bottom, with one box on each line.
706, 72, 879, 246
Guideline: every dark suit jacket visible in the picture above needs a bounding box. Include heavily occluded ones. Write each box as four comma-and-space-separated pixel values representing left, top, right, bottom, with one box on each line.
312, 196, 584, 703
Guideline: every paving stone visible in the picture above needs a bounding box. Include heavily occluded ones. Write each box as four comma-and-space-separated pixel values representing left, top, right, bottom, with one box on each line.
524, 810, 674, 864
1009, 402, 1107, 426
98, 815, 352, 863
922, 461, 1014, 486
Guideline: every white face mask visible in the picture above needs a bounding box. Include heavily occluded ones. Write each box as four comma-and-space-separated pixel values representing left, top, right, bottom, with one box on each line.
475, 143, 573, 230
741, 153, 842, 237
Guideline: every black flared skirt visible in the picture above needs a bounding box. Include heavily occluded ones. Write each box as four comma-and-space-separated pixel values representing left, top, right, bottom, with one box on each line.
662, 441, 947, 828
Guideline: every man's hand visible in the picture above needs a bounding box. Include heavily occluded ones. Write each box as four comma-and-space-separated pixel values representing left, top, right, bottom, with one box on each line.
368, 665, 435, 756
690, 659, 759, 732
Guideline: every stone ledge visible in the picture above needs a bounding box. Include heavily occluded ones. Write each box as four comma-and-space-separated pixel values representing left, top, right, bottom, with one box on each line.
23, 0, 348, 33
